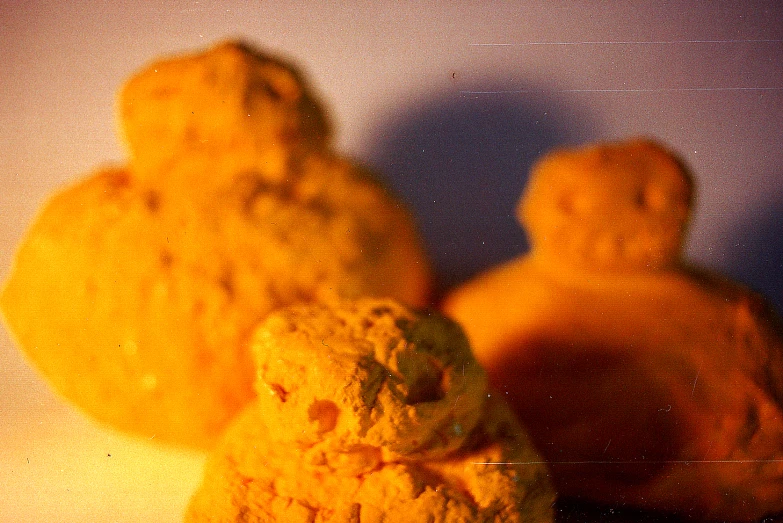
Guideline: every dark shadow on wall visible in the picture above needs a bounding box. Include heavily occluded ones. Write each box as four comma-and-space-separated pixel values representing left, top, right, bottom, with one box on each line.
719, 197, 783, 314
364, 84, 601, 297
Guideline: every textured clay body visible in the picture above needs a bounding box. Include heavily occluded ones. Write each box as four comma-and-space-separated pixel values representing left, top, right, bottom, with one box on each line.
443, 139, 783, 521
186, 298, 555, 522
1, 42, 432, 449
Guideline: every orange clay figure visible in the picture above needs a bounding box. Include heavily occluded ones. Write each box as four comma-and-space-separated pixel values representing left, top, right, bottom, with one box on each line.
185, 298, 555, 523
443, 138, 783, 521
1, 42, 432, 450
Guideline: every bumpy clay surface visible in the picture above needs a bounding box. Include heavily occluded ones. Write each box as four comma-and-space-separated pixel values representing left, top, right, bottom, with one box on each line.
252, 298, 488, 467
443, 139, 783, 521
186, 399, 554, 523
519, 139, 692, 270
0, 42, 432, 449
120, 41, 330, 184
185, 298, 555, 523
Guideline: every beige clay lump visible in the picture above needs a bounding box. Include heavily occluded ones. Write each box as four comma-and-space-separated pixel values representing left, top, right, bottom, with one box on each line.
185, 298, 555, 523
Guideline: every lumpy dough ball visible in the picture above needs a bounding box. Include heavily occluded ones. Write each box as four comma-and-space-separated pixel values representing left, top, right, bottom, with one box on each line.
0, 42, 432, 449
252, 298, 488, 469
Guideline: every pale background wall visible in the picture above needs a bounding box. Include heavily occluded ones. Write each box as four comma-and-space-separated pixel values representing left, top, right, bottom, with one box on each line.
1, 2, 781, 521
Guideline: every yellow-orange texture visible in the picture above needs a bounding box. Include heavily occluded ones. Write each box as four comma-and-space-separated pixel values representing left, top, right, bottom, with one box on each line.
186, 298, 555, 522
443, 139, 783, 521
1, 42, 432, 449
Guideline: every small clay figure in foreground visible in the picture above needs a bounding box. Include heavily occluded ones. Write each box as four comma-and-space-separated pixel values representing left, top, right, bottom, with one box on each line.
185, 298, 555, 522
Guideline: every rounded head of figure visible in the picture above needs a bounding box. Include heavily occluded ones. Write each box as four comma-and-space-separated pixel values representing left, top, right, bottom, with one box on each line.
252, 298, 487, 468
119, 40, 330, 180
518, 139, 693, 271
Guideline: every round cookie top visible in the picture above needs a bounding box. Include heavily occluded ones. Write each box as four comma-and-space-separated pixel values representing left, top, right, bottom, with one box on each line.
252, 298, 488, 468
519, 138, 693, 270
119, 40, 330, 181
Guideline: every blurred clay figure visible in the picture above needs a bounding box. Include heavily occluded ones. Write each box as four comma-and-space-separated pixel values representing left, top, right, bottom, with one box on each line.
443, 138, 783, 521
1, 42, 432, 450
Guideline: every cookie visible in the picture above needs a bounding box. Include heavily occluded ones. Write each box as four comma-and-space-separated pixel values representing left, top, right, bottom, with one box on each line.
443, 138, 783, 521
0, 42, 432, 449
